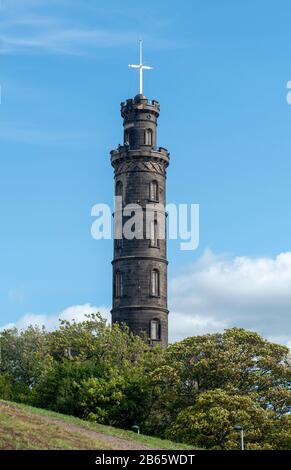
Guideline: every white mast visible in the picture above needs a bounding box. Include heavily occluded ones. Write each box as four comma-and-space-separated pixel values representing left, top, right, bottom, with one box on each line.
129, 40, 153, 95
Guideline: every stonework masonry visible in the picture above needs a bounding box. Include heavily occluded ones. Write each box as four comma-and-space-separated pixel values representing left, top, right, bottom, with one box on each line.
110, 94, 170, 348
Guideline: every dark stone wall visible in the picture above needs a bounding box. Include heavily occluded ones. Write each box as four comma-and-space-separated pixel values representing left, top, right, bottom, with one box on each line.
110, 94, 170, 348
111, 308, 168, 347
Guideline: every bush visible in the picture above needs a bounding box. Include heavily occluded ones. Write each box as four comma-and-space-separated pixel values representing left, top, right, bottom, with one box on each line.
0, 318, 290, 449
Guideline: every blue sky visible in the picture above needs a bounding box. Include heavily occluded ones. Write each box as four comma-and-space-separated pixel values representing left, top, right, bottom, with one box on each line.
1, 0, 291, 345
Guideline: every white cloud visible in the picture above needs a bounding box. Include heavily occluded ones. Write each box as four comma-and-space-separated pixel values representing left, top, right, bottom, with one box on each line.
0, 123, 95, 145
0, 1, 139, 56
0, 304, 111, 332
0, 28, 139, 56
169, 250, 291, 347
169, 311, 226, 343
0, 27, 185, 57
0, 2, 188, 56
2, 251, 290, 349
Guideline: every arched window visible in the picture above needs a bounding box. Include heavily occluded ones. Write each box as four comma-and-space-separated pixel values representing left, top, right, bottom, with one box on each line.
115, 180, 123, 201
145, 128, 153, 146
115, 271, 123, 298
150, 180, 158, 201
115, 238, 122, 249
151, 269, 160, 297
150, 220, 159, 247
150, 319, 161, 341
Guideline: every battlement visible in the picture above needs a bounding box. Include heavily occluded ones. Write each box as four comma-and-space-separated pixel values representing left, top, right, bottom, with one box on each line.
110, 146, 170, 168
121, 95, 160, 120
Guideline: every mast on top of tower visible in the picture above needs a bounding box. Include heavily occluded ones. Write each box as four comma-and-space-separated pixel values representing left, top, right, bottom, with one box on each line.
128, 40, 154, 95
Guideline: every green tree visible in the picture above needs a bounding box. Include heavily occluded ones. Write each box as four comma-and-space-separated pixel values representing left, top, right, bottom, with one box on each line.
168, 389, 276, 449
146, 328, 291, 449
34, 314, 162, 428
0, 326, 48, 403
1, 318, 290, 449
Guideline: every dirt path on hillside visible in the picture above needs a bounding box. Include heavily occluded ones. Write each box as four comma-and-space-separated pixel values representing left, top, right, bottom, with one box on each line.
0, 402, 153, 450
40, 415, 153, 450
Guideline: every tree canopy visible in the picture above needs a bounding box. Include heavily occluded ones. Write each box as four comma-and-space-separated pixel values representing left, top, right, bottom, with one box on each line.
0, 315, 290, 449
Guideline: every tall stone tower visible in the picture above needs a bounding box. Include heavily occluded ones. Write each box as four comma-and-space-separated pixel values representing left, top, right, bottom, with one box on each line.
110, 46, 170, 347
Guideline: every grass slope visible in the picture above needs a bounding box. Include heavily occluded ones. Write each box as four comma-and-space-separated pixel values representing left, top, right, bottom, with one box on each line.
0, 401, 194, 451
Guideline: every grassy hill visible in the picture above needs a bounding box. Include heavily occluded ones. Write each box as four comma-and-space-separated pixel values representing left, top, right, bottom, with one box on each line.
0, 401, 193, 450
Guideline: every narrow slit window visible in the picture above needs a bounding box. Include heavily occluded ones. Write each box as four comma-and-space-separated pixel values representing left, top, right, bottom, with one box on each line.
150, 181, 158, 201
151, 269, 160, 297
115, 181, 123, 197
145, 129, 153, 146
115, 238, 122, 249
150, 320, 160, 340
150, 220, 159, 247
115, 271, 123, 298
115, 180, 124, 208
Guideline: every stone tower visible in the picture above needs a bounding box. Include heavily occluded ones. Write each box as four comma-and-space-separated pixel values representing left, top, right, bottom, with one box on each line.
110, 92, 170, 348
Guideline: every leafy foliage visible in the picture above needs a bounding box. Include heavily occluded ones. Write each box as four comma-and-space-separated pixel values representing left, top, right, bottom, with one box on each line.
145, 328, 291, 449
0, 316, 290, 449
